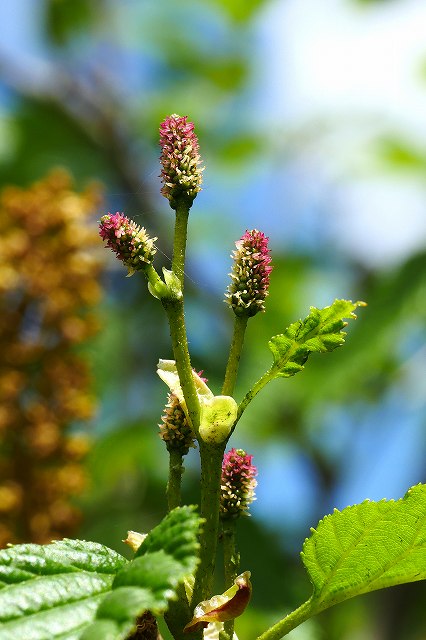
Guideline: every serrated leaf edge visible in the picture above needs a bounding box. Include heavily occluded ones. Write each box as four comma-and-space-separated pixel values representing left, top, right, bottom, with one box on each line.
301, 483, 426, 609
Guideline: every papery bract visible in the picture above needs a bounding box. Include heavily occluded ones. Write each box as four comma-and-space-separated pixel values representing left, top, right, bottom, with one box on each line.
157, 359, 237, 443
184, 572, 252, 634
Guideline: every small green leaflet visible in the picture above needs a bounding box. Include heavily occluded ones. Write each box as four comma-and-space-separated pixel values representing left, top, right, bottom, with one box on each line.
303, 483, 426, 611
0, 539, 126, 640
0, 506, 201, 640
236, 299, 365, 425
268, 299, 365, 378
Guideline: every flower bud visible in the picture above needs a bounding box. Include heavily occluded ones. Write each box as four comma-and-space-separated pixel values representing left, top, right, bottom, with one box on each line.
159, 114, 203, 209
123, 530, 147, 553
225, 229, 273, 317
99, 212, 157, 276
159, 392, 196, 455
220, 448, 257, 519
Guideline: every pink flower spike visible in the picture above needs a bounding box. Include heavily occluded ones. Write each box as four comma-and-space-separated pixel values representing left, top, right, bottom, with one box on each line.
225, 229, 273, 317
99, 212, 157, 276
220, 448, 257, 519
159, 114, 204, 209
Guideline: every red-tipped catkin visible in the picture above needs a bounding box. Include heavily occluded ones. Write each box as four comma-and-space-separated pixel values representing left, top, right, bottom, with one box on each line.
220, 448, 257, 519
225, 229, 273, 317
159, 114, 203, 209
99, 212, 157, 276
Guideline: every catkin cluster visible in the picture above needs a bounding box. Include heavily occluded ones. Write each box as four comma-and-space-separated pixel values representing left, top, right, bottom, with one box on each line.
0, 170, 103, 546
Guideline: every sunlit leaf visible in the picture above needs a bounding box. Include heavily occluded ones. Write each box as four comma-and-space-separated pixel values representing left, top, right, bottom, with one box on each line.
302, 483, 426, 608
258, 485, 426, 639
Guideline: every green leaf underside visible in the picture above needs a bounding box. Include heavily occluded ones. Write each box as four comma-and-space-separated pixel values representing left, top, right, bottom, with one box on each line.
268, 299, 365, 378
302, 484, 426, 613
0, 539, 126, 640
80, 505, 201, 640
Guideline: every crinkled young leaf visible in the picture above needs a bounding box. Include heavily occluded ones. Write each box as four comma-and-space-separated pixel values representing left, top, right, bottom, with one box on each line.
0, 539, 126, 640
237, 300, 365, 422
81, 505, 201, 640
268, 299, 365, 378
302, 483, 426, 610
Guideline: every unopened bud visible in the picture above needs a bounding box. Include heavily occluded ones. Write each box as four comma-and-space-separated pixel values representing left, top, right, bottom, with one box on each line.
159, 114, 203, 209
225, 229, 272, 317
159, 392, 196, 455
220, 448, 257, 519
99, 212, 157, 276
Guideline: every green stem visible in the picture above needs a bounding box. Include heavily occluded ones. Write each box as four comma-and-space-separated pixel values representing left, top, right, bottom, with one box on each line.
164, 451, 194, 638
162, 298, 200, 430
164, 586, 193, 640
162, 199, 200, 430
222, 315, 248, 396
167, 450, 184, 511
162, 201, 202, 639
191, 441, 226, 609
256, 599, 314, 640
222, 518, 239, 587
233, 368, 275, 430
172, 201, 190, 289
222, 518, 239, 640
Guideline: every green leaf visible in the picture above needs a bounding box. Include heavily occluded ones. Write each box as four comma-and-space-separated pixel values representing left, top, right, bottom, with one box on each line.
237, 300, 365, 422
268, 299, 365, 378
303, 483, 426, 611
257, 485, 426, 640
0, 507, 201, 640
0, 539, 126, 640
81, 505, 201, 640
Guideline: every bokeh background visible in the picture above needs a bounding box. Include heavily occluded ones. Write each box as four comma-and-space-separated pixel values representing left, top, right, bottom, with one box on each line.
0, 1, 425, 639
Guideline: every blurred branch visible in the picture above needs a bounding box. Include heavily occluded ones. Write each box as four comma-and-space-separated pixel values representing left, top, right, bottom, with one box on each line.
0, 52, 157, 221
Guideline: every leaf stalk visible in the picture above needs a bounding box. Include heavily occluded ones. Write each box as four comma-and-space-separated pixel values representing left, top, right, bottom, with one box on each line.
256, 598, 314, 640
222, 315, 248, 397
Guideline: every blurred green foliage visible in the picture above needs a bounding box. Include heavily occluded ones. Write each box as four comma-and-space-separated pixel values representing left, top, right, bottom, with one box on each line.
0, 0, 425, 638
45, 0, 97, 45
